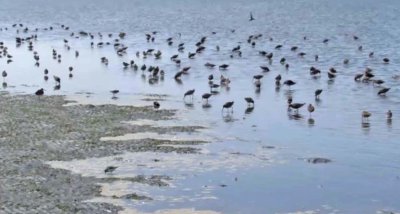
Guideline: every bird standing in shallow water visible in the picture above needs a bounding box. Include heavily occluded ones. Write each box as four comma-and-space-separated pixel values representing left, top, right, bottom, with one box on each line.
153, 101, 160, 109
378, 88, 390, 96
362, 111, 371, 122
387, 110, 392, 119
184, 89, 195, 100
315, 89, 323, 99
2, 70, 7, 81
284, 80, 296, 88
308, 104, 315, 117
222, 101, 234, 112
289, 103, 305, 113
104, 166, 118, 174
244, 97, 254, 107
249, 12, 255, 21
202, 93, 212, 103
110, 90, 119, 99
53, 75, 61, 86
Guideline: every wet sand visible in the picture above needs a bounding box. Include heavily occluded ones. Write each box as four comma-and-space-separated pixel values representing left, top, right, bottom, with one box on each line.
0, 93, 207, 213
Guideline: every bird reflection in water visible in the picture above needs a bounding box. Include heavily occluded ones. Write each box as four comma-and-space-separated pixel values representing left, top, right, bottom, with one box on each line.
288, 112, 303, 120
184, 101, 194, 109
308, 118, 315, 126
222, 113, 234, 122
202, 103, 212, 109
245, 107, 254, 114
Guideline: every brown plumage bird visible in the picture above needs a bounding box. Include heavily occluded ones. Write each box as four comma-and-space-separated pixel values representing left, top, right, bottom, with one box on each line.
308, 104, 315, 117
362, 111, 371, 122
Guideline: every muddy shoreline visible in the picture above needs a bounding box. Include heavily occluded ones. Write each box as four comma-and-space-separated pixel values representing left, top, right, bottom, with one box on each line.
0, 93, 207, 214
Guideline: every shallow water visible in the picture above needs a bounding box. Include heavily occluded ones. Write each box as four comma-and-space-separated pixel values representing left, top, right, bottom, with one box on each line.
2, 0, 400, 213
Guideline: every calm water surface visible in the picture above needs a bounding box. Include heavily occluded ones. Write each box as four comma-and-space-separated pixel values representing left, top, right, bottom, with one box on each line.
1, 0, 400, 213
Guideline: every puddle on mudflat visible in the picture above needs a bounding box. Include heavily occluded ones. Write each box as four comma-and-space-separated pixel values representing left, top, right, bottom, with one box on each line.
48, 144, 277, 213
100, 132, 213, 142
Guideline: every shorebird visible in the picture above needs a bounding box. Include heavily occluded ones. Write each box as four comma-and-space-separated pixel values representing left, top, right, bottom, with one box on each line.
287, 96, 293, 105
174, 71, 184, 80
362, 111, 371, 122
205, 62, 216, 68
253, 74, 263, 81
68, 66, 73, 72
354, 73, 363, 81
315, 89, 323, 99
308, 104, 315, 117
219, 64, 229, 70
275, 80, 281, 87
220, 75, 231, 86
2, 70, 7, 81
202, 93, 212, 103
210, 84, 220, 93
387, 110, 393, 119
53, 75, 61, 85
260, 66, 270, 72
153, 101, 160, 109
104, 166, 118, 174
244, 97, 254, 107
383, 58, 390, 63
208, 74, 214, 82
310, 67, 321, 76
35, 88, 44, 98
283, 80, 296, 88
170, 54, 178, 60
289, 103, 305, 113
249, 12, 255, 21
328, 72, 336, 79
110, 90, 119, 98
184, 89, 195, 99
377, 88, 390, 96
373, 79, 385, 86
222, 101, 234, 112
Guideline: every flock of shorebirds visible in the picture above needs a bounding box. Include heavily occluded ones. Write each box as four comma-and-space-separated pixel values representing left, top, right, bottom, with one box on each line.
0, 16, 397, 125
